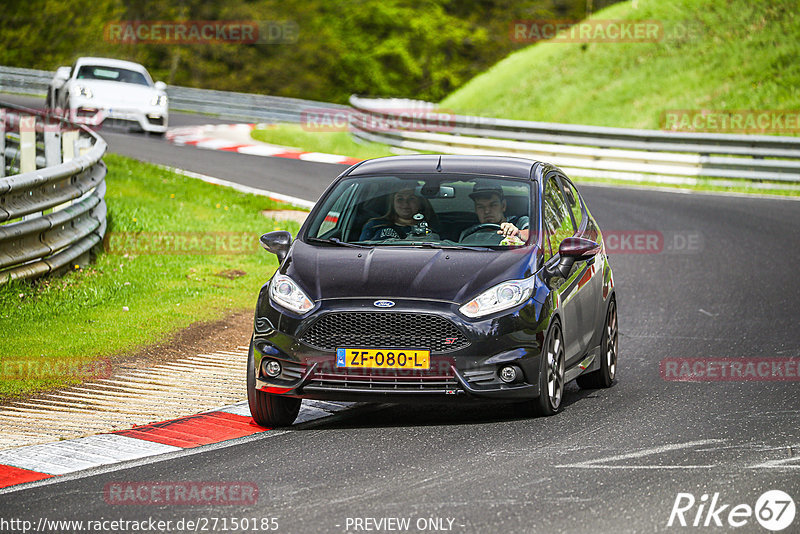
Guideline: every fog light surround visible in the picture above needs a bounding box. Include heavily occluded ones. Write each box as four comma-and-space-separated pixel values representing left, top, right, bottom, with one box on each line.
262, 359, 282, 378
499, 365, 518, 384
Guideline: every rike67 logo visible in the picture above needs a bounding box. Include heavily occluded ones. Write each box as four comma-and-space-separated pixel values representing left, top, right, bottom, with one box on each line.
668, 490, 796, 531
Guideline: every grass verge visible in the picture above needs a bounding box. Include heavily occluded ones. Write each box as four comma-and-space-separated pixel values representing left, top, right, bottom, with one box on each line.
572, 176, 800, 197
441, 0, 800, 132
0, 153, 307, 400
251, 123, 397, 160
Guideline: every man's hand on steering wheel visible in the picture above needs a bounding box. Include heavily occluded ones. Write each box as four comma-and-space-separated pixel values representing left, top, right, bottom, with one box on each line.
498, 222, 521, 237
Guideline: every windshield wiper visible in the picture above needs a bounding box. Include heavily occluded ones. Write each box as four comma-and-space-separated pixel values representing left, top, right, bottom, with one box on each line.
411, 242, 493, 251
306, 237, 371, 249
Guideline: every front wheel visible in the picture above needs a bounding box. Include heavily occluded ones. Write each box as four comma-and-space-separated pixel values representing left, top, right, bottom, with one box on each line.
247, 338, 301, 427
534, 319, 565, 416
577, 298, 618, 389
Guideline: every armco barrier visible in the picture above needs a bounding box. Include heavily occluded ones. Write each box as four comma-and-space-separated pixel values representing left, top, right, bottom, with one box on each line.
348, 96, 800, 190
0, 102, 107, 284
0, 64, 346, 123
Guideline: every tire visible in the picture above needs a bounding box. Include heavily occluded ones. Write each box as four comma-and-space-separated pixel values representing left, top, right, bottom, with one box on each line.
577, 298, 618, 389
247, 337, 301, 427
534, 319, 566, 416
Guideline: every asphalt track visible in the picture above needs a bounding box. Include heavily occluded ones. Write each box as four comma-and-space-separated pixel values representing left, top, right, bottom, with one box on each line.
2, 95, 799, 533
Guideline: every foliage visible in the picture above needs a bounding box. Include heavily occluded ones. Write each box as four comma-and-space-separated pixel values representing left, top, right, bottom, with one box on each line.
0, 0, 620, 103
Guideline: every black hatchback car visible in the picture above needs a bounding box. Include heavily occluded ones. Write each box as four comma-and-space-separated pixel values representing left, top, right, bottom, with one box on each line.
248, 155, 617, 426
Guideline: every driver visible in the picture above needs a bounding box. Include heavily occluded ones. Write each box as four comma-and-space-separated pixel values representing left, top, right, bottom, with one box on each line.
460, 184, 529, 242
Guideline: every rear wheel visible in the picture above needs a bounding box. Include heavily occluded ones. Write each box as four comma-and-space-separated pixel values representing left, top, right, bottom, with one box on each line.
534, 319, 565, 416
577, 298, 618, 389
247, 338, 301, 427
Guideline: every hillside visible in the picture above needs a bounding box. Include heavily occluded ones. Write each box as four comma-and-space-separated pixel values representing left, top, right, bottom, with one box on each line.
441, 0, 800, 130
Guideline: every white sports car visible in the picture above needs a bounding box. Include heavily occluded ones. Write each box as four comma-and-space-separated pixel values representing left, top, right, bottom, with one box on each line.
48, 57, 168, 134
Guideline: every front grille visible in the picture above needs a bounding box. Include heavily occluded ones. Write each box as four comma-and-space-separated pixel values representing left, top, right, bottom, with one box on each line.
305, 372, 461, 394
299, 312, 470, 353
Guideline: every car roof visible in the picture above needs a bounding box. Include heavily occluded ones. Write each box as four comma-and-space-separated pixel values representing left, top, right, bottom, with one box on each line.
74, 57, 149, 73
346, 155, 543, 180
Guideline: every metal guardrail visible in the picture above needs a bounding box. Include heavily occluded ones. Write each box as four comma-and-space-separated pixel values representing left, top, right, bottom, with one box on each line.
0, 64, 345, 123
349, 96, 800, 190
4, 65, 798, 189
1, 102, 107, 284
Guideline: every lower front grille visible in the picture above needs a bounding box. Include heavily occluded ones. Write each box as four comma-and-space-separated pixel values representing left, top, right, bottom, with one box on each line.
305, 372, 461, 394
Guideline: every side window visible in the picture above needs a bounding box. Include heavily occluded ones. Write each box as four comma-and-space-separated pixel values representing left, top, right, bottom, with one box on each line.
543, 177, 574, 262
560, 178, 584, 232
316, 183, 357, 237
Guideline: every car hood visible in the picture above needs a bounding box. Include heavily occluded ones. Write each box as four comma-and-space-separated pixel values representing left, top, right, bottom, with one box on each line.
73, 80, 159, 105
282, 240, 539, 303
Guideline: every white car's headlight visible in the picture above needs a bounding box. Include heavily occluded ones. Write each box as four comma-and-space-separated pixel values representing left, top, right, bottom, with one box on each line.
269, 274, 314, 314
459, 277, 536, 318
76, 85, 93, 98
151, 94, 167, 107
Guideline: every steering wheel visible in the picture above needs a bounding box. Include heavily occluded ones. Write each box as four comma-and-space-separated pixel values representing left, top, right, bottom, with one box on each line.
460, 223, 503, 241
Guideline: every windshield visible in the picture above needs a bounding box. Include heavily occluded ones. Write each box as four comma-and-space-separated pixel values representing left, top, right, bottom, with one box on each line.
76, 65, 151, 86
305, 174, 536, 249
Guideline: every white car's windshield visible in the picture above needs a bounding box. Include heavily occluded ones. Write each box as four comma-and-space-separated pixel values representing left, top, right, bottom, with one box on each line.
76, 65, 150, 86
306, 174, 535, 248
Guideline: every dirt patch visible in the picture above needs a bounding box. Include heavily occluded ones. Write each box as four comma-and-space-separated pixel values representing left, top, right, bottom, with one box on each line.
112, 310, 253, 371
261, 209, 309, 224
0, 310, 254, 407
216, 269, 247, 279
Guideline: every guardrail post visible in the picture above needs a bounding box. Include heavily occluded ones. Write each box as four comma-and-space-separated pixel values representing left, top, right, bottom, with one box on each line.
44, 119, 61, 167
62, 130, 77, 162
0, 108, 5, 178
19, 115, 36, 173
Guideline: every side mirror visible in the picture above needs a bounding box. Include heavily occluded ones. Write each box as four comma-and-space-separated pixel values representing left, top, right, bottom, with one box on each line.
260, 231, 292, 263
547, 237, 601, 279
559, 237, 601, 259
154, 81, 167, 92
55, 66, 71, 81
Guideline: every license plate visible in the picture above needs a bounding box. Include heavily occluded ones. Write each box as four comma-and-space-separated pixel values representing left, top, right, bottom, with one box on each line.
336, 348, 430, 370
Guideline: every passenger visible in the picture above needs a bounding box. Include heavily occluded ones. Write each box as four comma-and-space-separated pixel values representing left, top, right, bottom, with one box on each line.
359, 187, 438, 241
461, 184, 529, 242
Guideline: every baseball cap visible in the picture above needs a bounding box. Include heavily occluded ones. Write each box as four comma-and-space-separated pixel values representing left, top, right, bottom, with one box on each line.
469, 183, 504, 200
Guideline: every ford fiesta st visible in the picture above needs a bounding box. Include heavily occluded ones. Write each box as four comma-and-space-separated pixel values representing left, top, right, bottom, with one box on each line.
248, 155, 617, 426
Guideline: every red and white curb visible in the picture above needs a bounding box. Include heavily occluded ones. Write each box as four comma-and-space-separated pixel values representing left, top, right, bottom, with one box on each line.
0, 399, 351, 491
166, 123, 362, 166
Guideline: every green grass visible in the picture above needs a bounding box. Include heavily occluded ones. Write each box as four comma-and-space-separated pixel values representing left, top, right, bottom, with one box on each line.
441, 0, 800, 131
0, 153, 306, 400
251, 123, 398, 160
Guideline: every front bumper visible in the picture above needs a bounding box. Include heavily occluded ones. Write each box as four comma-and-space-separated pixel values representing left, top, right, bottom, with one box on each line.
68, 99, 168, 133
252, 295, 547, 403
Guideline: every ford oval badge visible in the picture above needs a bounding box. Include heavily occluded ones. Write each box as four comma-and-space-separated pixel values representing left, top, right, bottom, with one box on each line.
373, 300, 395, 308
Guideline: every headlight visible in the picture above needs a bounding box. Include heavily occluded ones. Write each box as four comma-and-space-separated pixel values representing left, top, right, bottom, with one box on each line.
459, 277, 536, 318
76, 85, 93, 98
269, 274, 314, 314
151, 94, 167, 107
